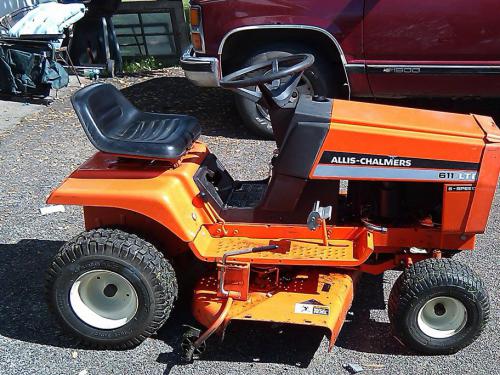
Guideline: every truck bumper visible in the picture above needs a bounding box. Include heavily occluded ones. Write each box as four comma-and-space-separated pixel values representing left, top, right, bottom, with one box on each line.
180, 46, 220, 87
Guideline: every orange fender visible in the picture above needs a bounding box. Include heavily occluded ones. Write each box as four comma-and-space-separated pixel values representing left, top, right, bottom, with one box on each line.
47, 143, 213, 242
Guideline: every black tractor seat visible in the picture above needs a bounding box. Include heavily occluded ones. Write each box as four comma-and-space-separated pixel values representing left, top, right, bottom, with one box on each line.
71, 83, 201, 161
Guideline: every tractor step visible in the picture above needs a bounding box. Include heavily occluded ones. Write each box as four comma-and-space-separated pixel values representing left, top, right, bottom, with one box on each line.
192, 269, 358, 350
189, 226, 373, 266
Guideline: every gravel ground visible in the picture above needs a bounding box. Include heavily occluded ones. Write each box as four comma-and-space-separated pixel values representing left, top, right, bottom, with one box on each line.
0, 68, 498, 375
0, 77, 83, 137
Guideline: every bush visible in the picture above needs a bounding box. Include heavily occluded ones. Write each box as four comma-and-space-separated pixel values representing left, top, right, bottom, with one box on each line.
122, 56, 168, 73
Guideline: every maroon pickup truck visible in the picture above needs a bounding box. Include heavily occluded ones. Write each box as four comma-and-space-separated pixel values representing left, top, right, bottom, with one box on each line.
180, 0, 500, 137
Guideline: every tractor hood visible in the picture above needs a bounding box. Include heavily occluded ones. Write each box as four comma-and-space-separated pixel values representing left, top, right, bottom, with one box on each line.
331, 99, 491, 142
311, 99, 499, 184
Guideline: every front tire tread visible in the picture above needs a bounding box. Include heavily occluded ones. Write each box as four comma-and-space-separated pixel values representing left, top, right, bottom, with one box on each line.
388, 258, 489, 354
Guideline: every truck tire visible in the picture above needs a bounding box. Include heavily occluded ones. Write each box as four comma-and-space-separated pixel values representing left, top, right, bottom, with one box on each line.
234, 44, 338, 139
46, 228, 178, 349
388, 258, 489, 354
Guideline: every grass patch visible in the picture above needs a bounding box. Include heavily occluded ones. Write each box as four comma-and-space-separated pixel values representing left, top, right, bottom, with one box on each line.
183, 0, 190, 22
122, 56, 175, 73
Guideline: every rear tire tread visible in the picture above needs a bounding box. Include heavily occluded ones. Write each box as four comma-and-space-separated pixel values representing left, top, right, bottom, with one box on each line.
46, 228, 178, 349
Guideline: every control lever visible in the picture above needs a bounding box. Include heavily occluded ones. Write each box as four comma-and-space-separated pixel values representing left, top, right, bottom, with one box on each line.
361, 218, 388, 233
307, 201, 332, 246
307, 201, 332, 230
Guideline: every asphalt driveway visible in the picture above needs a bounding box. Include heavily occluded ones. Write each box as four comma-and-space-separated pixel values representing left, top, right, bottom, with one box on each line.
0, 68, 498, 375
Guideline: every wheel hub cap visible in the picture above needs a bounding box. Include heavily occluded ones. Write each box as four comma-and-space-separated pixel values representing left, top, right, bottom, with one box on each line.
69, 270, 138, 329
103, 283, 118, 297
417, 296, 467, 338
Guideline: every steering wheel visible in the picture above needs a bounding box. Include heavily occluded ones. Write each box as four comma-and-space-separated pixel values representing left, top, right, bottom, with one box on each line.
219, 54, 315, 107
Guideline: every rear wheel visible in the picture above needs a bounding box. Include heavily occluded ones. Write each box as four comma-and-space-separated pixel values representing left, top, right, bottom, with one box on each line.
388, 258, 489, 354
234, 44, 338, 138
46, 228, 178, 349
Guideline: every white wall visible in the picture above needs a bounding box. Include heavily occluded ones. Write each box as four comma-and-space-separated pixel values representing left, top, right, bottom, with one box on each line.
0, 0, 38, 18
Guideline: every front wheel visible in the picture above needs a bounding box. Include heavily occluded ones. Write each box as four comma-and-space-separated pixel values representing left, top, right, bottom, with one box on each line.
234, 45, 338, 139
388, 258, 489, 354
46, 228, 178, 349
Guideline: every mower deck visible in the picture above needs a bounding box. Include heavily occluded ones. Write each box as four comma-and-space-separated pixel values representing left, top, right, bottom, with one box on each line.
193, 269, 357, 349
190, 227, 374, 266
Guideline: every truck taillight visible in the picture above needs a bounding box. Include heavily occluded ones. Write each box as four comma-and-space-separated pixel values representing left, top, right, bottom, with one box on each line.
190, 5, 205, 53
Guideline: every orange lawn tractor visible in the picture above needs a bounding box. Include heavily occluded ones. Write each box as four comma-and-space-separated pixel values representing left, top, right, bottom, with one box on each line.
45, 55, 499, 361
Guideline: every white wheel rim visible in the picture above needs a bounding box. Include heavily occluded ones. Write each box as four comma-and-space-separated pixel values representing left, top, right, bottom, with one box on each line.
417, 296, 467, 339
69, 270, 138, 329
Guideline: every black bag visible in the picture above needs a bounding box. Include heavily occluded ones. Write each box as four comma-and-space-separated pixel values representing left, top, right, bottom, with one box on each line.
0, 42, 69, 95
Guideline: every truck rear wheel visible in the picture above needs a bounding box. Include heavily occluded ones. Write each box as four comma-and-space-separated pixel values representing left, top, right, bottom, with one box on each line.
388, 258, 489, 354
46, 228, 178, 349
234, 44, 338, 139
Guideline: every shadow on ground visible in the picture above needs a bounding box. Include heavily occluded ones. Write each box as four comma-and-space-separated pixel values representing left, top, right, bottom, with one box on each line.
0, 239, 76, 348
0, 93, 53, 106
0, 239, 409, 373
156, 315, 326, 374
335, 273, 412, 356
120, 77, 255, 140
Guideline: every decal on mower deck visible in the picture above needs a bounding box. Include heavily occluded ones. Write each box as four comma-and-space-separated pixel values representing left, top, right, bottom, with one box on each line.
294, 299, 330, 316
315, 152, 478, 182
